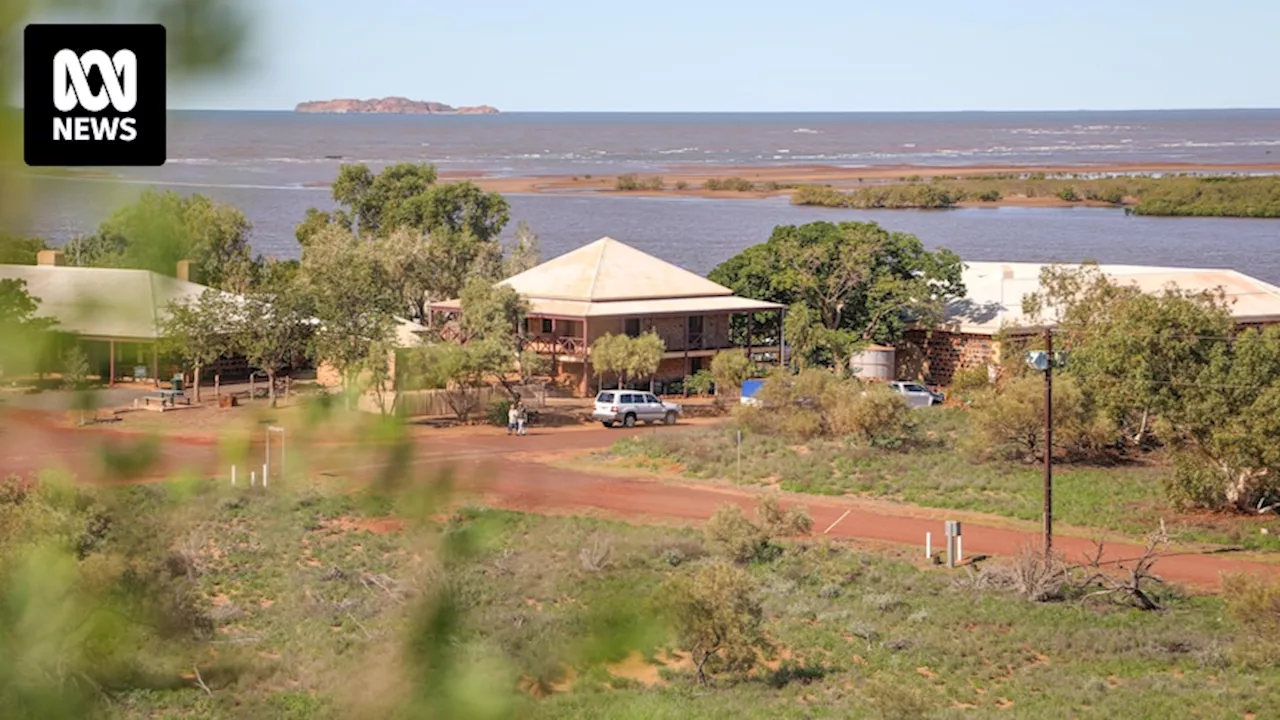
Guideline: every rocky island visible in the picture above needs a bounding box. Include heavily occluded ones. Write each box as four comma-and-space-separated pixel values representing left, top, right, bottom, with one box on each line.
294, 97, 499, 114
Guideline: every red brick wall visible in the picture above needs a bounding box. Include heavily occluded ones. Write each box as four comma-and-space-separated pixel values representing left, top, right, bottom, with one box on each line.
899, 330, 995, 386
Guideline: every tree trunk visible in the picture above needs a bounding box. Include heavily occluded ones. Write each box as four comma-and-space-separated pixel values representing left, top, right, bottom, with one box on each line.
267, 369, 277, 407
193, 362, 202, 403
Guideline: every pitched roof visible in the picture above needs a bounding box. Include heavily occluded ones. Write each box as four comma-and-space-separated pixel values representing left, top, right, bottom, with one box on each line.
947, 261, 1280, 334
0, 264, 213, 340
502, 237, 735, 302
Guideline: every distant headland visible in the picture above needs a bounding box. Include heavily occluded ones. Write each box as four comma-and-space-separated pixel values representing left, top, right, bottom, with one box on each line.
294, 97, 499, 115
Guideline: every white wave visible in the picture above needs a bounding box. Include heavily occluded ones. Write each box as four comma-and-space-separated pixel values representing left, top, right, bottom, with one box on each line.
657, 147, 700, 155
792, 128, 820, 134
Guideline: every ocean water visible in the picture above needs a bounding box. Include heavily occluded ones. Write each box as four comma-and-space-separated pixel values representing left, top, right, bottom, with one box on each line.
15, 109, 1280, 281
71, 108, 1280, 188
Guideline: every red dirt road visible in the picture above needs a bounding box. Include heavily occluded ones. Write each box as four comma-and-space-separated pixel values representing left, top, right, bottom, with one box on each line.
4, 412, 1278, 590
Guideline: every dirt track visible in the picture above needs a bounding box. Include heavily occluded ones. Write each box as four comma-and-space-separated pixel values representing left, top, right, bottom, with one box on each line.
4, 411, 1278, 590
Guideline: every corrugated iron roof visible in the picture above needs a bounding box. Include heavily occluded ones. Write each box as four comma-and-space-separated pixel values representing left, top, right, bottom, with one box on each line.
430, 237, 784, 318
948, 261, 1280, 334
502, 237, 736, 302
0, 264, 213, 340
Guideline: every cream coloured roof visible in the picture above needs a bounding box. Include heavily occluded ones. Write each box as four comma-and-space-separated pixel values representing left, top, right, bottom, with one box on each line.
502, 237, 736, 302
431, 237, 783, 318
0, 264, 214, 340
947, 261, 1280, 335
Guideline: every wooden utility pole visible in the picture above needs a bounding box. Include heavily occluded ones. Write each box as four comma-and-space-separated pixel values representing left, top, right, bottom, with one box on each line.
1043, 327, 1054, 558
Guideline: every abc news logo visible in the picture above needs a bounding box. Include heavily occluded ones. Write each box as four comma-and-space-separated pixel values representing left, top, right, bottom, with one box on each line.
25, 24, 166, 167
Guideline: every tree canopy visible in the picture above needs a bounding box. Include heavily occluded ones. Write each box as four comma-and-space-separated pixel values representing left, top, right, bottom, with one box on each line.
709, 221, 964, 368
296, 162, 510, 244
63, 190, 255, 291
590, 332, 666, 389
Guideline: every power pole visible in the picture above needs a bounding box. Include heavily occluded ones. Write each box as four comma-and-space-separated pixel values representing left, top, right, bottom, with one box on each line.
1043, 327, 1054, 558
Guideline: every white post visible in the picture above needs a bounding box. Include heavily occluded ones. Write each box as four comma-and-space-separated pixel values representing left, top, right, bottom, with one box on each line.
251, 471, 256, 487
231, 465, 236, 486
262, 463, 268, 488
926, 532, 931, 559
265, 428, 270, 480
957, 536, 963, 564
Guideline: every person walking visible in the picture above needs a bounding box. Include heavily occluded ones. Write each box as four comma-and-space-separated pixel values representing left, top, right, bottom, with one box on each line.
507, 402, 519, 436
516, 401, 528, 436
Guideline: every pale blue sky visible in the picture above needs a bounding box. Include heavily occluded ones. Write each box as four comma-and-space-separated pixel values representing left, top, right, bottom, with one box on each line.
167, 0, 1280, 111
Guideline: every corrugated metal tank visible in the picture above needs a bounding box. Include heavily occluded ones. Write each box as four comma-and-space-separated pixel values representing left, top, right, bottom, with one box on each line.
849, 345, 896, 380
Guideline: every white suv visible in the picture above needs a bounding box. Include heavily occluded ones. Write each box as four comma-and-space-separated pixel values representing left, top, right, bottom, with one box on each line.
593, 390, 682, 427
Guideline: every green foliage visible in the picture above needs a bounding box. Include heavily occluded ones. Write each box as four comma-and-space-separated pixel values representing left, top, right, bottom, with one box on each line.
1134, 175, 1280, 217
614, 174, 664, 191
64, 190, 255, 291
663, 559, 767, 684
738, 370, 917, 447
965, 375, 1115, 463
708, 221, 964, 365
0, 235, 47, 264
793, 174, 1280, 217
401, 281, 530, 417
948, 365, 991, 400
297, 162, 510, 252
791, 183, 958, 209
1161, 327, 1280, 511
486, 399, 513, 427
703, 177, 756, 192
704, 498, 812, 565
684, 369, 715, 396
825, 383, 916, 449
503, 220, 542, 277
59, 346, 89, 390
237, 287, 315, 406
159, 288, 241, 400
1222, 573, 1280, 640
704, 504, 768, 563
298, 227, 397, 394
590, 332, 667, 387
709, 351, 754, 395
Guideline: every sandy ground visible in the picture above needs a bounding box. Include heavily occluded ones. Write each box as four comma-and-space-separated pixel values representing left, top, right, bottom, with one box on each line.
424, 161, 1280, 207
4, 406, 1278, 590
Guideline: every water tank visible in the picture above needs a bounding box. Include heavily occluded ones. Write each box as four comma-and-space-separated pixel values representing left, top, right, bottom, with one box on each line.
850, 345, 896, 381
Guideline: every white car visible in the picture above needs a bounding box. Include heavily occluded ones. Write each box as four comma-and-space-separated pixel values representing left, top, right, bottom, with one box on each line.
888, 381, 945, 407
593, 390, 682, 427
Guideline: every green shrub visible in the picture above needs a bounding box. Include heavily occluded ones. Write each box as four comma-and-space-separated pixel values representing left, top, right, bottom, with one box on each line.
615, 174, 663, 191
704, 504, 769, 563
485, 399, 512, 427
964, 375, 1115, 462
675, 180, 688, 190
824, 383, 915, 449
977, 189, 1002, 202
704, 177, 756, 192
948, 365, 990, 399
1057, 185, 1081, 202
1222, 573, 1280, 639
684, 369, 715, 396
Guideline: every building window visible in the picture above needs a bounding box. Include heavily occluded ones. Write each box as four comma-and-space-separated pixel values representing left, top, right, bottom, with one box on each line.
624, 318, 641, 338
541, 318, 553, 333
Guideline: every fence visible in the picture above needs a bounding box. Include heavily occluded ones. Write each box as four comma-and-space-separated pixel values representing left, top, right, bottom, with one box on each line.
358, 384, 548, 417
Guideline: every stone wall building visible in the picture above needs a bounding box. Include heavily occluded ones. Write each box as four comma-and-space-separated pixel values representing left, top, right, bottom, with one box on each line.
429, 237, 785, 396
908, 262, 1280, 385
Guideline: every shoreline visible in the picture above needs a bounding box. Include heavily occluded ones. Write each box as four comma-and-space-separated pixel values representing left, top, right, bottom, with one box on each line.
442, 161, 1280, 208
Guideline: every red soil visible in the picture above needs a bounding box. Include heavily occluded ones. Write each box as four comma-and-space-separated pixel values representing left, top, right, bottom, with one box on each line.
4, 410, 1277, 590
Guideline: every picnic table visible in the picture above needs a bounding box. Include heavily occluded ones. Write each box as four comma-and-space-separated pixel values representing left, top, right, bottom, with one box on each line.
143, 389, 191, 408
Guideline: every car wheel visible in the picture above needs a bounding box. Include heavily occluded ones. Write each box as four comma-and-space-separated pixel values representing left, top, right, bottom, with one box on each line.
601, 420, 614, 428
623, 413, 636, 428
664, 411, 677, 425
